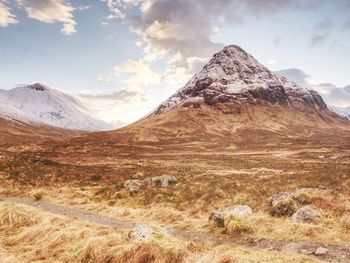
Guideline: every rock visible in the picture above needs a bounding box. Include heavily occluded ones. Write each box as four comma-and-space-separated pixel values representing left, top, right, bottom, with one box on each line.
150, 175, 178, 187
268, 188, 328, 217
124, 179, 145, 194
315, 247, 328, 256
128, 225, 165, 242
222, 205, 253, 218
209, 210, 225, 227
292, 205, 322, 223
268, 192, 297, 217
209, 205, 253, 227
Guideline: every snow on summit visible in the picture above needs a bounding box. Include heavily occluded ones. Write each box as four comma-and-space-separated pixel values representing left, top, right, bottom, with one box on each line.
0, 83, 111, 131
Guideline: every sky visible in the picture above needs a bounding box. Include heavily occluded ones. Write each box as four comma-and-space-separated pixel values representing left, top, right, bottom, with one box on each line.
0, 0, 350, 126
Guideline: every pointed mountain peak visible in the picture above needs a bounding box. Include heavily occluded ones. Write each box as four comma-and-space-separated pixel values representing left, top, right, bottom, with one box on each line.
153, 45, 327, 115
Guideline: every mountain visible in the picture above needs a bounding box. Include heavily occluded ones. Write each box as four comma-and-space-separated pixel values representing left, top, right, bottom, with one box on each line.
154, 46, 327, 115
103, 45, 347, 142
0, 83, 111, 131
331, 106, 350, 120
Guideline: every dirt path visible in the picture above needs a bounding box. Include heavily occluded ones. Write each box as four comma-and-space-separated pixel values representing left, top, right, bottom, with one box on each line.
2, 196, 350, 262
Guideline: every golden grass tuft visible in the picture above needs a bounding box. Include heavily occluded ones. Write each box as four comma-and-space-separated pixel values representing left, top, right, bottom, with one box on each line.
0, 203, 40, 228
225, 217, 255, 236
31, 188, 44, 201
341, 214, 350, 231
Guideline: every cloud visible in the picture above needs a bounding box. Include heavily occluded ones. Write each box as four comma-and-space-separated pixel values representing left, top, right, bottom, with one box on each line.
102, 0, 323, 90
97, 76, 113, 83
77, 89, 148, 104
16, 0, 78, 35
0, 0, 18, 27
313, 17, 334, 31
277, 68, 350, 108
343, 19, 350, 30
76, 88, 152, 125
308, 32, 330, 47
114, 59, 161, 88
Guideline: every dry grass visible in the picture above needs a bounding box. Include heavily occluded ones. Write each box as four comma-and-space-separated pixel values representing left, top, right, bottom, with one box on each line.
0, 127, 349, 262
0, 202, 324, 263
30, 188, 44, 201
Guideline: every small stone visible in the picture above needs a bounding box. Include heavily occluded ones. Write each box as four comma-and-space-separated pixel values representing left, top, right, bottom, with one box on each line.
315, 247, 328, 256
128, 225, 154, 242
128, 225, 165, 242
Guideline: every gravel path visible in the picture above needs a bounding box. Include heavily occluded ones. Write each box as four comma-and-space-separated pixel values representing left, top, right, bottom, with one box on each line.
2, 196, 350, 262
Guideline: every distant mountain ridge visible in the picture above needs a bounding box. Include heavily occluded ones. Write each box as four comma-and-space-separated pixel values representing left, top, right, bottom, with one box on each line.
0, 83, 111, 131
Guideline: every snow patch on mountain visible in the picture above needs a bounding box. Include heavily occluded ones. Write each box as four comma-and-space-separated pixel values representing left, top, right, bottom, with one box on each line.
0, 83, 112, 131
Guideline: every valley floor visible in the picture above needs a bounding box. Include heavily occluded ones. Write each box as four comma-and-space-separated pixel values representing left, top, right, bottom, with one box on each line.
0, 134, 349, 262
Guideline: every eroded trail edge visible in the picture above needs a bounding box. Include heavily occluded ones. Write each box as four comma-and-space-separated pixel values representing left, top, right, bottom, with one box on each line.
2, 196, 350, 262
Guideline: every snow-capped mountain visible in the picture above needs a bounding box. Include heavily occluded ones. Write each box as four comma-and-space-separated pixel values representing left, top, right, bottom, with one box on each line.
0, 83, 111, 131
154, 45, 327, 115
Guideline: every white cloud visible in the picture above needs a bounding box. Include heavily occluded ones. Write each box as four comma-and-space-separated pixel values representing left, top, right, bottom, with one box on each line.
0, 0, 18, 27
103, 0, 322, 91
16, 0, 78, 35
76, 88, 152, 124
114, 59, 161, 88
97, 76, 113, 83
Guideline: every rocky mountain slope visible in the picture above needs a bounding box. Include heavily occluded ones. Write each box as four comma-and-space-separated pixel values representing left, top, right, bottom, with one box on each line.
105, 45, 347, 143
154, 45, 327, 116
0, 83, 111, 131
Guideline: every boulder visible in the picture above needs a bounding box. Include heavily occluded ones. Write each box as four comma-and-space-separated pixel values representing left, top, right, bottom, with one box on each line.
150, 175, 178, 187
292, 205, 322, 223
268, 192, 297, 217
209, 205, 253, 227
268, 188, 328, 217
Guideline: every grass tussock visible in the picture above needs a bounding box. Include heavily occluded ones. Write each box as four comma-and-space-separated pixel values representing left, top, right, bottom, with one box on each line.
0, 203, 40, 228
225, 217, 255, 236
30, 188, 44, 201
341, 214, 350, 231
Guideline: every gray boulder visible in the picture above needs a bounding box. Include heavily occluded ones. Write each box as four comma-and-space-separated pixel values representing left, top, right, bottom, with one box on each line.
209, 205, 253, 227
268, 188, 328, 217
292, 205, 322, 223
